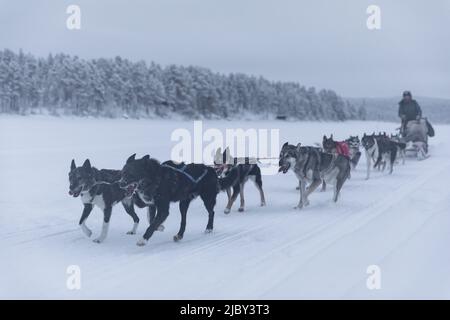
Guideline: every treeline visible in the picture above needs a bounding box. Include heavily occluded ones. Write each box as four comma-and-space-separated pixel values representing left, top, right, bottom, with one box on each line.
347, 97, 450, 124
0, 49, 365, 120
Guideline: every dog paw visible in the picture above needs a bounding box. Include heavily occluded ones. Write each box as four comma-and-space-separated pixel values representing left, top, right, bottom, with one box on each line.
157, 225, 165, 232
204, 228, 213, 234
80, 225, 92, 238
93, 238, 104, 244
126, 231, 136, 235
173, 234, 183, 242
224, 208, 231, 214
260, 202, 266, 207
238, 207, 244, 212
136, 238, 148, 246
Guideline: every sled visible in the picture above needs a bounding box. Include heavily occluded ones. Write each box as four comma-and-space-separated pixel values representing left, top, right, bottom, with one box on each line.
402, 119, 429, 160
405, 141, 429, 161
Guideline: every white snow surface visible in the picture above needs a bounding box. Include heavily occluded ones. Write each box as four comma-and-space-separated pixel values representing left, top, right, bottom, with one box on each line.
1, 115, 450, 299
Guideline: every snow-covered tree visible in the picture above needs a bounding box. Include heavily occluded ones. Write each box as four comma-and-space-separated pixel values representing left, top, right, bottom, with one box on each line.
0, 49, 364, 121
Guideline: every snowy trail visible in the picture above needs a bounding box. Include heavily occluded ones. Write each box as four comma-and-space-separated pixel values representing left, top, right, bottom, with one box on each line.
1, 116, 449, 299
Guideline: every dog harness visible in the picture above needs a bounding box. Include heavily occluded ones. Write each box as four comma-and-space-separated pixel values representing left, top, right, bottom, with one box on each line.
162, 164, 208, 184
335, 141, 350, 158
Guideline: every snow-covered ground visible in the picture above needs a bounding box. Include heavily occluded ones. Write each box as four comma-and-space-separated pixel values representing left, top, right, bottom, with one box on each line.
1, 115, 450, 299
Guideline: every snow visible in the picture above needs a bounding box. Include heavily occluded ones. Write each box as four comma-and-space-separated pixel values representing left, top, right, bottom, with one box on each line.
1, 115, 450, 299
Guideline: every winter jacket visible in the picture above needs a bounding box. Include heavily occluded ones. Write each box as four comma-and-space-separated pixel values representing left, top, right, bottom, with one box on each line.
398, 99, 422, 122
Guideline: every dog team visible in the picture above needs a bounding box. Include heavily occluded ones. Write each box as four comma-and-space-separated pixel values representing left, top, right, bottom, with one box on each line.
68, 131, 407, 246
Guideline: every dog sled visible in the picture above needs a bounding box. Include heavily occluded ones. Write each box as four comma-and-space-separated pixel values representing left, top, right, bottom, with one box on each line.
400, 118, 431, 160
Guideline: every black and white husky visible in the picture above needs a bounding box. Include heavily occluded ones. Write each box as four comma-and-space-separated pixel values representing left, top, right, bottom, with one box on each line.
69, 159, 151, 243
214, 147, 266, 213
278, 142, 351, 209
120, 154, 235, 246
361, 133, 403, 180
390, 133, 407, 165
345, 136, 362, 169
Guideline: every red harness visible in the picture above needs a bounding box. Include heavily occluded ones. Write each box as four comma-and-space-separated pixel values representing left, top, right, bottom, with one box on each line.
335, 141, 350, 157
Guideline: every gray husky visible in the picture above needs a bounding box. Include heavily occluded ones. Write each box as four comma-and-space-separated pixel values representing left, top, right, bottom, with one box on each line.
279, 142, 351, 209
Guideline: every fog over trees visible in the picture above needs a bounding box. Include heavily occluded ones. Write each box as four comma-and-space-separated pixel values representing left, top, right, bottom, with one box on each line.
1, 48, 364, 120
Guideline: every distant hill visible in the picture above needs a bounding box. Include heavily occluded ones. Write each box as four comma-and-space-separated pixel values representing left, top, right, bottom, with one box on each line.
346, 96, 450, 124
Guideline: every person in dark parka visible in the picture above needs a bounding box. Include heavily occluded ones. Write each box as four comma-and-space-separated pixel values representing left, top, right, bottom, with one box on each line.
398, 91, 422, 135
398, 91, 435, 137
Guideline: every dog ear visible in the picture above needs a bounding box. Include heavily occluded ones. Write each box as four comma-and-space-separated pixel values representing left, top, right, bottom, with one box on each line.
82, 159, 91, 170
331, 134, 333, 139
127, 154, 136, 164
225, 147, 233, 164
214, 148, 222, 164
296, 143, 302, 151
142, 155, 150, 161
283, 142, 288, 148
224, 147, 231, 158
323, 135, 327, 141
71, 159, 76, 171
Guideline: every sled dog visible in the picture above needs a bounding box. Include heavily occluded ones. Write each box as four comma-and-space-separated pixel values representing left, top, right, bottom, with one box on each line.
390, 133, 407, 165
69, 159, 149, 243
279, 142, 351, 208
345, 136, 362, 169
214, 147, 266, 213
120, 155, 235, 246
361, 133, 403, 180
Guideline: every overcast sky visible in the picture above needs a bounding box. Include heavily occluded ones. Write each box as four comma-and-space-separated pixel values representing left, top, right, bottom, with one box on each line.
1, 0, 449, 98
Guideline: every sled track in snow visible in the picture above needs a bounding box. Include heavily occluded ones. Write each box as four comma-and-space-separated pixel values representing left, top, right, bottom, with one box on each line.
80, 159, 449, 296
254, 162, 450, 297
179, 160, 450, 297
174, 159, 446, 261
2, 118, 450, 298
8, 159, 446, 259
